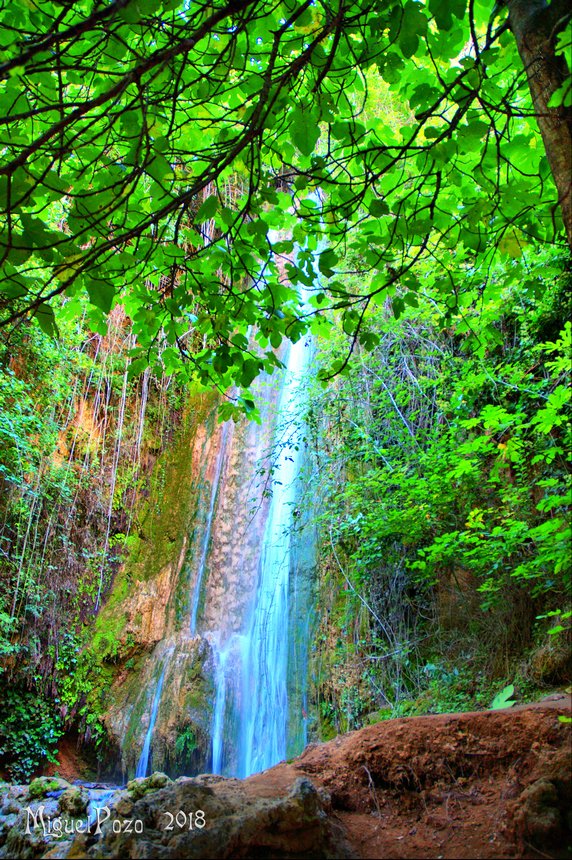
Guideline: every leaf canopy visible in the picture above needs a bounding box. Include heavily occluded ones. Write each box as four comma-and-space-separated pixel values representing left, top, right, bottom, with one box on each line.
0, 0, 568, 393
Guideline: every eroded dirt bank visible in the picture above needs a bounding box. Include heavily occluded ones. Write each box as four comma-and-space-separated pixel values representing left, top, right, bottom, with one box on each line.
258, 697, 572, 859
1, 699, 570, 859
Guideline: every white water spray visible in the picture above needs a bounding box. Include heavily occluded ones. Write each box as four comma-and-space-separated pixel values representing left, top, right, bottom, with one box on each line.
135, 651, 172, 778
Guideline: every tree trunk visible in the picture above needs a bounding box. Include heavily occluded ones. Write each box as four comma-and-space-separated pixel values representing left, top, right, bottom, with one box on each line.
506, 0, 572, 247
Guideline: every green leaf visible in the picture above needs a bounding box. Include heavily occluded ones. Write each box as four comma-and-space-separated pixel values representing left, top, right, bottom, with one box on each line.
87, 280, 115, 314
548, 82, 572, 108
319, 249, 338, 276
291, 107, 321, 156
33, 303, 58, 338
392, 297, 405, 319
196, 195, 219, 222
369, 199, 390, 217
490, 684, 516, 710
428, 0, 467, 31
240, 358, 261, 388
127, 357, 149, 380
146, 154, 173, 183
398, 1, 428, 58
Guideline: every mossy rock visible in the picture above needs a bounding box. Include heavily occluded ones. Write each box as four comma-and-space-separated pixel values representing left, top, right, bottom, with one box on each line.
184, 686, 209, 713
127, 772, 172, 800
530, 637, 572, 685
514, 778, 564, 850
59, 787, 88, 817
28, 777, 70, 799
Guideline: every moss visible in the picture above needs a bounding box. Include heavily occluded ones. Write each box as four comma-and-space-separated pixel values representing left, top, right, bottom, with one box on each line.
28, 778, 62, 799
365, 708, 392, 725
184, 686, 209, 713
77, 393, 222, 773
319, 722, 337, 741
119, 654, 177, 774
59, 787, 88, 817
90, 391, 215, 621
127, 397, 217, 587
127, 772, 172, 800
173, 543, 197, 628
91, 609, 129, 661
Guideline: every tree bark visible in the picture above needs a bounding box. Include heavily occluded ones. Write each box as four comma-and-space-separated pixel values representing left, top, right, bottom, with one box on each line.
506, 0, 572, 247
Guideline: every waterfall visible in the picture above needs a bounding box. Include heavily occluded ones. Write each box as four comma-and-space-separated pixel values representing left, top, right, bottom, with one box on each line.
210, 638, 229, 775
239, 335, 310, 776
190, 422, 230, 635
116, 312, 315, 780
135, 652, 171, 778
208, 335, 312, 777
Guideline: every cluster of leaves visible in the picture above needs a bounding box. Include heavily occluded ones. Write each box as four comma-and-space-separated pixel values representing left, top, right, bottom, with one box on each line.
174, 726, 198, 762
0, 632, 110, 781
384, 666, 539, 719
0, 319, 89, 680
310, 246, 571, 727
0, 688, 62, 781
0, 0, 569, 405
411, 322, 571, 607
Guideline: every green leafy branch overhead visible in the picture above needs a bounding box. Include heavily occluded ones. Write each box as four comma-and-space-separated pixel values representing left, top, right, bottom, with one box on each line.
0, 0, 570, 393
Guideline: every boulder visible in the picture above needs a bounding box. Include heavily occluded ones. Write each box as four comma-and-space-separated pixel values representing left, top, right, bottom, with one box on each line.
59, 788, 88, 818
61, 775, 352, 859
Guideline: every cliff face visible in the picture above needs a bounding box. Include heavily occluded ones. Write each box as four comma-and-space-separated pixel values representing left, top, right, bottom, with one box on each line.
0, 296, 317, 781
0, 309, 191, 781
93, 347, 317, 780
93, 393, 224, 778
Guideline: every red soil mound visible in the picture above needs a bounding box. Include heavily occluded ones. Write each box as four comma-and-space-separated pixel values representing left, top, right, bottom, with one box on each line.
246, 696, 571, 859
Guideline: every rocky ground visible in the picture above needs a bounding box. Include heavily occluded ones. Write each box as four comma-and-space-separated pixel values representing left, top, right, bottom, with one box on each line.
1, 697, 570, 859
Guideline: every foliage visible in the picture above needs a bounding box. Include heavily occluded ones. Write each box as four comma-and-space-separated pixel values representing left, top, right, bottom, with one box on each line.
310, 246, 571, 733
0, 0, 570, 406
0, 303, 187, 776
538, 609, 572, 636
0, 608, 18, 665
385, 660, 541, 718
0, 688, 62, 782
174, 726, 198, 760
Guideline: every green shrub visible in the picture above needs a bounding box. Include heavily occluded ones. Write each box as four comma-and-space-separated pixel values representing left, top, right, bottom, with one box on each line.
0, 689, 62, 781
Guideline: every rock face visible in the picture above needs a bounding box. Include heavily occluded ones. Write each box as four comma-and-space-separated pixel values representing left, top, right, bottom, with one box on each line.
104, 632, 213, 779
96, 359, 317, 781
512, 745, 572, 854
79, 776, 350, 860
95, 401, 221, 778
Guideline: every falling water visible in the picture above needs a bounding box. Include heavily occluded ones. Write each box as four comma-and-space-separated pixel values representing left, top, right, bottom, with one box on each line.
238, 336, 309, 776
135, 656, 170, 778
207, 334, 311, 777
210, 639, 229, 775
190, 422, 230, 635
209, 633, 244, 774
